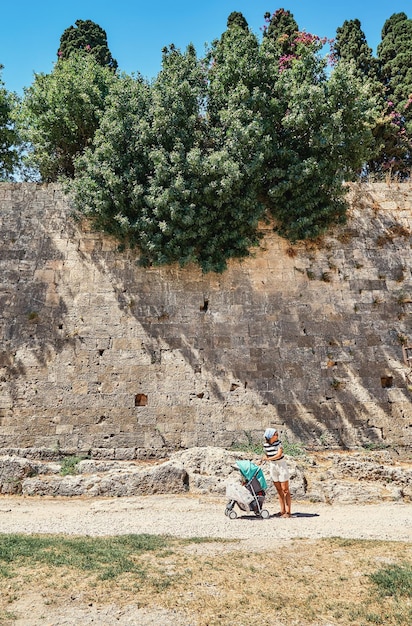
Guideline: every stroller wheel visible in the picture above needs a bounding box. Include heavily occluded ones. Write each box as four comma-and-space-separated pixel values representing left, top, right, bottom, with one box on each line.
228, 510, 237, 520
225, 502, 234, 516
261, 509, 270, 519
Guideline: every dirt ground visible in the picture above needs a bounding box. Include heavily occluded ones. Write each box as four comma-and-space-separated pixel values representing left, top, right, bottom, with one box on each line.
0, 494, 411, 625
0, 493, 411, 543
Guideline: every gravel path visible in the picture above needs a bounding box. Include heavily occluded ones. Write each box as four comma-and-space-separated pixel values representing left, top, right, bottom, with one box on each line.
1, 494, 411, 544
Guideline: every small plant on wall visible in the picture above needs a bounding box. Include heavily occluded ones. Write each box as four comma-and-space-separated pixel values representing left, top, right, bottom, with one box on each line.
60, 455, 85, 476
397, 333, 408, 346
27, 311, 39, 323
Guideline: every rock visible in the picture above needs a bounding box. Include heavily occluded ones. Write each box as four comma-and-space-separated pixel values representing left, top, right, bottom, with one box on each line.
169, 447, 308, 498
327, 454, 412, 492
0, 456, 37, 494
77, 459, 129, 474
317, 480, 404, 504
126, 462, 189, 495
0, 448, 409, 503
288, 460, 307, 500
170, 446, 247, 478
21, 461, 189, 497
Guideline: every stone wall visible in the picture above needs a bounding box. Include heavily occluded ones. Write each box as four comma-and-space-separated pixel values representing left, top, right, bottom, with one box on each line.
0, 182, 411, 458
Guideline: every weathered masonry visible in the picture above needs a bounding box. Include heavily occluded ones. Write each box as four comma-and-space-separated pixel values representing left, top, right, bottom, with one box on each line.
0, 183, 411, 458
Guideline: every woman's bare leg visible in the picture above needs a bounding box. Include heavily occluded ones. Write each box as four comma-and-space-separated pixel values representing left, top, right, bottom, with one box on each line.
280, 480, 291, 516
273, 481, 286, 515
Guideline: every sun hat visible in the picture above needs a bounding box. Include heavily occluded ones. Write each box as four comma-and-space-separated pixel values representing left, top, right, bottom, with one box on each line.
264, 428, 278, 440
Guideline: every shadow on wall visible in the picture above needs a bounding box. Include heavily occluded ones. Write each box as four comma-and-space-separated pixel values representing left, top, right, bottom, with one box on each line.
84, 184, 412, 450
1, 183, 411, 452
0, 185, 74, 423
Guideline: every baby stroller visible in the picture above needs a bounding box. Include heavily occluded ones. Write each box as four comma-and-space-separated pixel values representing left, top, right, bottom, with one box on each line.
225, 460, 270, 519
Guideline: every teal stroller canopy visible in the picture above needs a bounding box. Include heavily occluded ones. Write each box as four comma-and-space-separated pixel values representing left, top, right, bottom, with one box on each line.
236, 460, 267, 490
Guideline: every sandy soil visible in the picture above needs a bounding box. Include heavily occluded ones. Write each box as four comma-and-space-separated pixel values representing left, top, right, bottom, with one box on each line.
1, 494, 411, 625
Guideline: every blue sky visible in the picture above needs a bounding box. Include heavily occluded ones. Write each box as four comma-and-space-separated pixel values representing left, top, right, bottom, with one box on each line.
1, 1, 409, 95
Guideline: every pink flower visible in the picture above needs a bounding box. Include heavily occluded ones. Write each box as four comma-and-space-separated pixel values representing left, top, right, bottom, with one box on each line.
278, 54, 296, 72
294, 31, 320, 46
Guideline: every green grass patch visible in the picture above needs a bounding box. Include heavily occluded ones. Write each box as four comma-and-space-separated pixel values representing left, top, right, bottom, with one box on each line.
0, 535, 411, 625
230, 441, 264, 455
369, 563, 412, 598
59, 455, 85, 475
0, 534, 171, 580
0, 533, 224, 582
0, 610, 17, 624
282, 440, 306, 458
361, 442, 389, 451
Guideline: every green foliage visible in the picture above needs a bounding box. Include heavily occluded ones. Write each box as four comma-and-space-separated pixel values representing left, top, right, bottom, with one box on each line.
226, 11, 249, 31
139, 43, 235, 272
16, 53, 116, 181
71, 39, 265, 273
333, 17, 387, 175
378, 13, 412, 115
0, 533, 215, 583
230, 443, 264, 456
69, 10, 377, 271
230, 432, 306, 458
369, 563, 412, 598
334, 19, 379, 82
258, 33, 376, 241
371, 12, 412, 176
0, 9, 397, 269
0, 65, 20, 180
282, 439, 306, 457
230, 437, 264, 456
361, 442, 388, 451
263, 8, 299, 57
0, 534, 166, 579
207, 12, 261, 124
367, 104, 412, 178
71, 72, 153, 239
59, 455, 84, 476
58, 19, 117, 70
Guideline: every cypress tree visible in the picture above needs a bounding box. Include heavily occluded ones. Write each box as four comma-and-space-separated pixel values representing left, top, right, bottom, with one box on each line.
58, 19, 118, 70
226, 11, 249, 31
262, 8, 299, 58
378, 13, 412, 122
334, 19, 378, 82
375, 13, 412, 175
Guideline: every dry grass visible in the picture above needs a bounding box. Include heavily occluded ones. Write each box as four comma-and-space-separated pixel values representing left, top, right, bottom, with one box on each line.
0, 535, 411, 625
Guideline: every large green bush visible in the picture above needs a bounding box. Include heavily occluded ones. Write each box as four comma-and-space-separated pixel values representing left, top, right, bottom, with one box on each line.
69, 12, 376, 271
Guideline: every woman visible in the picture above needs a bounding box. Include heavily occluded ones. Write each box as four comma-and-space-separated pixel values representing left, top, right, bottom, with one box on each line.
262, 428, 291, 518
